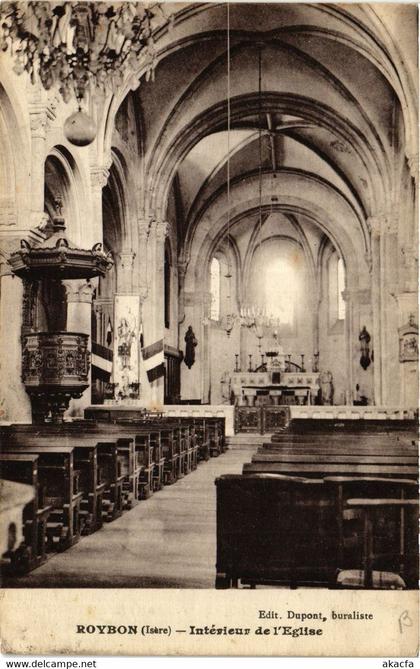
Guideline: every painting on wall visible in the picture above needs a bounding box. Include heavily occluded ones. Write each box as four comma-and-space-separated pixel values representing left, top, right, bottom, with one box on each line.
113, 295, 140, 400
399, 315, 418, 362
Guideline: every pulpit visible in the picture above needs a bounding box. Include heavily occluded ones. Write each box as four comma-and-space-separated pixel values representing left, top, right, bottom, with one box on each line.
8, 199, 113, 423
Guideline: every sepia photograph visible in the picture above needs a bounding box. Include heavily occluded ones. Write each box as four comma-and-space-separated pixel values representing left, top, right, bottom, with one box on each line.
0, 0, 418, 657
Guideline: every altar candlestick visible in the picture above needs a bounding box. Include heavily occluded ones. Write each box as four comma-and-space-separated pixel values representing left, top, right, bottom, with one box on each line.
248, 354, 253, 372
235, 354, 240, 372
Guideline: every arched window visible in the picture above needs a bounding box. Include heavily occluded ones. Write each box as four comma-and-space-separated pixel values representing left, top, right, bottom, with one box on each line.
247, 239, 302, 331
164, 243, 171, 329
210, 257, 221, 320
265, 259, 296, 326
328, 252, 346, 325
337, 257, 346, 320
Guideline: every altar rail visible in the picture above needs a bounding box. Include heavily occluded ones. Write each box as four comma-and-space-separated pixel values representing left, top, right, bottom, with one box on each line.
234, 405, 417, 434
234, 406, 289, 434
86, 404, 235, 436
161, 405, 234, 437
288, 406, 417, 421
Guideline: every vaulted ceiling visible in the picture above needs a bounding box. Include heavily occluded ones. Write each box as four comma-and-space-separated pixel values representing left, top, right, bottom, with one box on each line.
111, 2, 417, 277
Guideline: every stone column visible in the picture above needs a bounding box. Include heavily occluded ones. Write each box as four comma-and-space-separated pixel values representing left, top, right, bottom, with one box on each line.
145, 220, 168, 406
112, 252, 140, 402
117, 251, 136, 294
180, 288, 204, 402
89, 166, 109, 248
368, 215, 382, 405
381, 213, 401, 405
201, 290, 213, 403
136, 218, 151, 294
63, 279, 96, 416
347, 287, 374, 406
396, 295, 418, 408
397, 159, 418, 408
177, 252, 189, 328
341, 288, 355, 405
29, 109, 48, 229
0, 274, 32, 422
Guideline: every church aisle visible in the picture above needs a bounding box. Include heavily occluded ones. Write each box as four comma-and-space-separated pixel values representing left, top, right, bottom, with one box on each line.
4, 445, 255, 589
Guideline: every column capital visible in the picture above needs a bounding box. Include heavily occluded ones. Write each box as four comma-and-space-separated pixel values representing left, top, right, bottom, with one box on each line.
138, 218, 152, 243
116, 251, 136, 293
118, 251, 136, 270
63, 279, 95, 304
90, 166, 110, 191
29, 109, 49, 140
178, 251, 190, 279
154, 219, 169, 242
367, 215, 382, 238
367, 209, 398, 237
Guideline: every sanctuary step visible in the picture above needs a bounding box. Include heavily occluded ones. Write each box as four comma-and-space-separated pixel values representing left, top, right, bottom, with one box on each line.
226, 435, 272, 447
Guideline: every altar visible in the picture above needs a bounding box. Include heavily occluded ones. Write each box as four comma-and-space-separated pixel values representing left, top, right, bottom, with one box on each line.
231, 370, 320, 406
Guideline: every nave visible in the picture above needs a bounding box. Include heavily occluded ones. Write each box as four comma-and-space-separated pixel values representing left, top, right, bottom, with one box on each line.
2, 440, 254, 589
0, 2, 418, 598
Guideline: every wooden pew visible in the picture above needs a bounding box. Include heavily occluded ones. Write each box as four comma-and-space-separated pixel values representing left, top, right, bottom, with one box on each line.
243, 461, 418, 479
112, 421, 165, 494
0, 479, 35, 574
323, 476, 418, 575
267, 432, 416, 449
39, 420, 168, 498
160, 426, 179, 485
252, 453, 418, 466
215, 473, 418, 589
115, 437, 141, 509
0, 445, 82, 551
0, 455, 52, 573
278, 417, 418, 435
338, 497, 419, 589
215, 473, 338, 588
176, 419, 195, 474
206, 418, 226, 456
260, 444, 417, 458
194, 418, 210, 462
120, 421, 179, 487
9, 422, 155, 502
1, 434, 125, 524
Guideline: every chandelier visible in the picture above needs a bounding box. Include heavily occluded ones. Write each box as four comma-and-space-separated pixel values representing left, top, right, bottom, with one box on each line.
0, 1, 170, 145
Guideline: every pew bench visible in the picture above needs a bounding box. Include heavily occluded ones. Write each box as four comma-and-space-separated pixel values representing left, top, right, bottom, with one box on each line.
1, 434, 125, 525
252, 453, 419, 466
278, 418, 418, 435
0, 479, 36, 574
1, 445, 83, 551
243, 461, 418, 479
337, 497, 419, 589
215, 473, 338, 588
0, 454, 52, 572
215, 473, 418, 589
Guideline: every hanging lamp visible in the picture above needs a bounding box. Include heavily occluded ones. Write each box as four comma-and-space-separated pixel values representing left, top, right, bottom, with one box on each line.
221, 3, 237, 337
0, 2, 171, 146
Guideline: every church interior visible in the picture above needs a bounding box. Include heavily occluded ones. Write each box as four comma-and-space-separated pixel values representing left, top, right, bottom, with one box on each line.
0, 1, 418, 589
